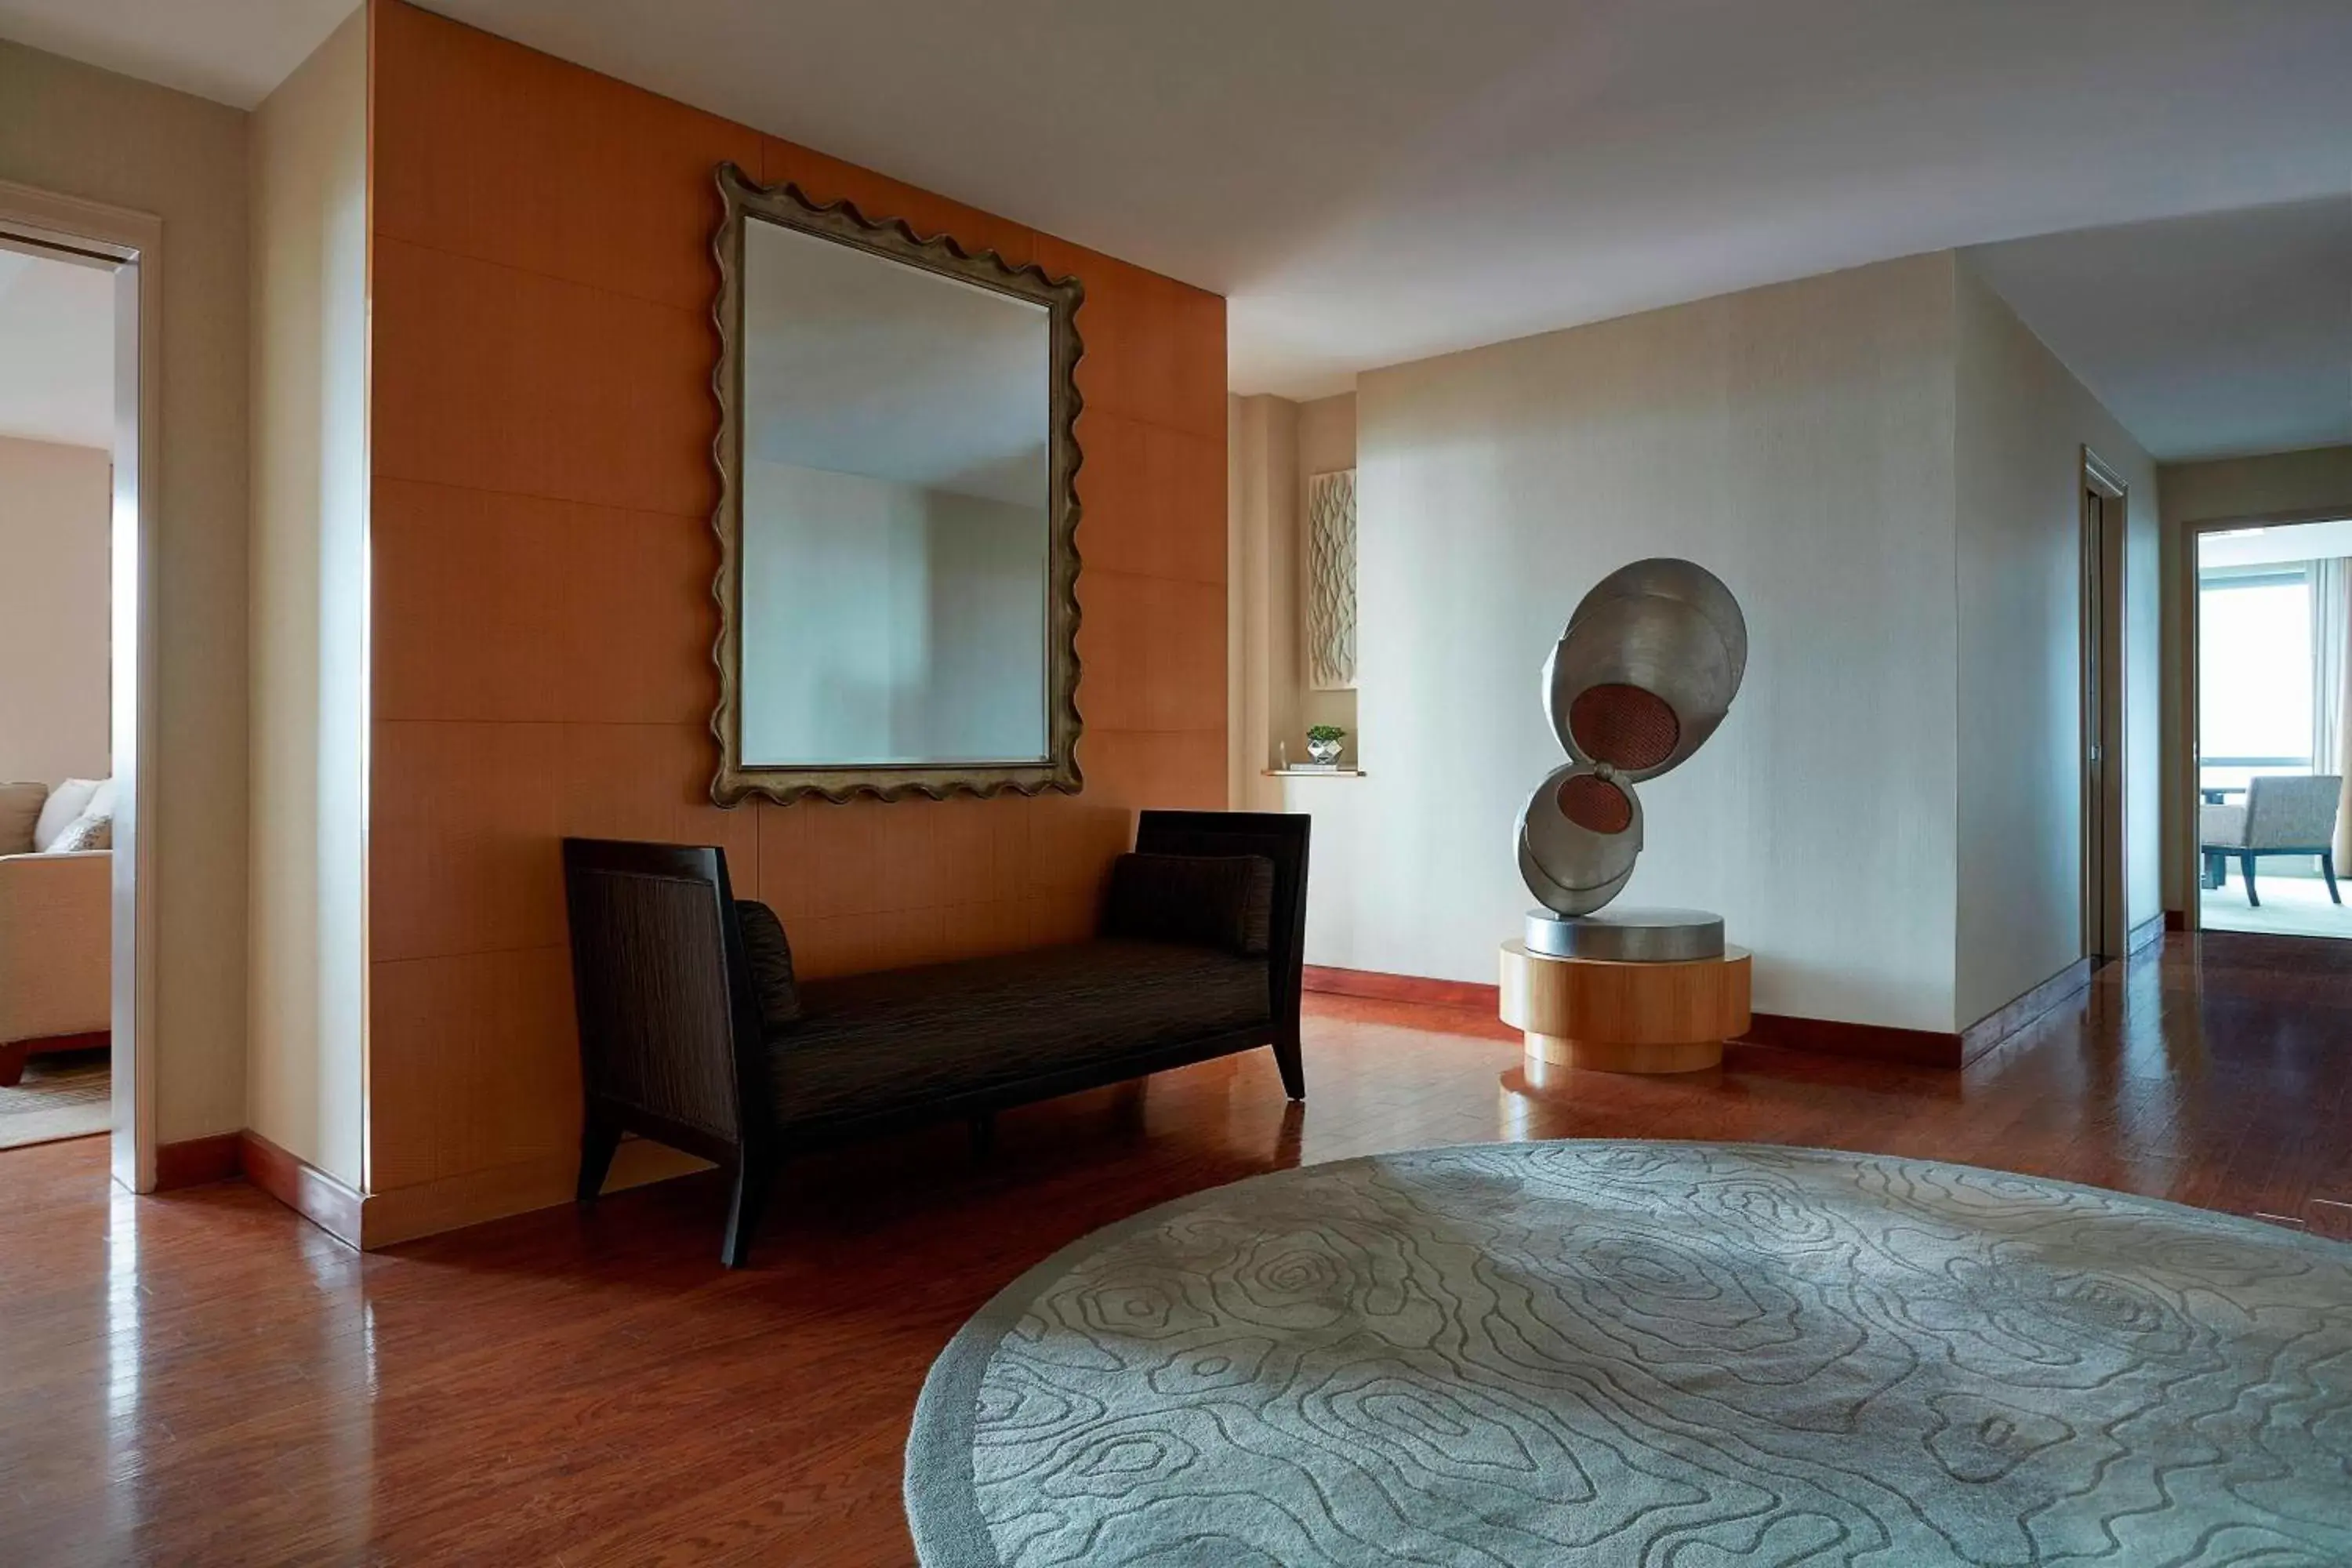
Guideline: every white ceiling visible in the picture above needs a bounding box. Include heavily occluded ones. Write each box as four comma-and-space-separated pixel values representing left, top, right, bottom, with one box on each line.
745, 218, 1047, 506
0, 0, 350, 107
5, 2, 2347, 437
412, 0, 2352, 400
1967, 199, 2352, 464
0, 245, 114, 449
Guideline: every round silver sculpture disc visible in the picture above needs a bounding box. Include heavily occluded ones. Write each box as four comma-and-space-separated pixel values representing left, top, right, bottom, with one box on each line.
1526, 906, 1726, 962
1544, 561, 1748, 783
1516, 762, 1642, 916
1568, 557, 1748, 690
1519, 557, 1747, 920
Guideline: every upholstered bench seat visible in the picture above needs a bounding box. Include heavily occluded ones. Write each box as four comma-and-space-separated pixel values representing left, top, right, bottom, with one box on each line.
778, 939, 1272, 1126
562, 811, 1310, 1265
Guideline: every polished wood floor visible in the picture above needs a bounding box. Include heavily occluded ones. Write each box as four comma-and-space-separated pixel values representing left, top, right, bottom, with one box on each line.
2, 931, 2347, 1566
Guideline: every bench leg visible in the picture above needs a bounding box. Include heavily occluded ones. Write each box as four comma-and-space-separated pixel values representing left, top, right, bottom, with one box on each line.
2324, 851, 2343, 906
0, 1041, 27, 1089
576, 1111, 622, 1202
1271, 1033, 1305, 1102
721, 1151, 771, 1269
2241, 853, 2260, 907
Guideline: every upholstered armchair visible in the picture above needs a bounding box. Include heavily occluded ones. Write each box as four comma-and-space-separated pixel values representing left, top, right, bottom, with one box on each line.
0, 848, 112, 1083
2201, 774, 2344, 907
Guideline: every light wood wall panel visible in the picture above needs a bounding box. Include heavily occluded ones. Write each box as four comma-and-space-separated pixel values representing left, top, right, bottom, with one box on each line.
366, 2, 1228, 1224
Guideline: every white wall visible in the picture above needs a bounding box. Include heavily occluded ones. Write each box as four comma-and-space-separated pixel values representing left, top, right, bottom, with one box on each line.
0, 37, 251, 1142
742, 459, 1047, 765
1952, 263, 2160, 1025
247, 9, 368, 1187
1323, 254, 1963, 1031
0, 435, 111, 785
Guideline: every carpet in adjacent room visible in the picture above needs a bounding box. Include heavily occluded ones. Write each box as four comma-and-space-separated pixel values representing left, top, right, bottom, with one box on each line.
0, 1047, 109, 1151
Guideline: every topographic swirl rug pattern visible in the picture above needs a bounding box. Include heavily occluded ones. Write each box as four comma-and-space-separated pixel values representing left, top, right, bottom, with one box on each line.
905, 1142, 2352, 1566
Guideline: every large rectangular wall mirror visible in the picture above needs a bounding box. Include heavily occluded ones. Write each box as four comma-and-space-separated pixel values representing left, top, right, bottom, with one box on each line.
711, 164, 1084, 804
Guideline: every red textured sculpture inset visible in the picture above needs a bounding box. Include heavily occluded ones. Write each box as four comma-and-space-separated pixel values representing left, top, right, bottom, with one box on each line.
1567, 684, 1679, 772
1556, 772, 1633, 835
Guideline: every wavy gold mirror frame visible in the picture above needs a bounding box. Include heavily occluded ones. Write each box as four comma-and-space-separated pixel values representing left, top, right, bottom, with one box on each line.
709, 162, 1085, 805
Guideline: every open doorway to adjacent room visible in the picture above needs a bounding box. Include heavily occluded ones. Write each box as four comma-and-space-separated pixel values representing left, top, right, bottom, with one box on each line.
0, 185, 156, 1177
2194, 517, 2352, 939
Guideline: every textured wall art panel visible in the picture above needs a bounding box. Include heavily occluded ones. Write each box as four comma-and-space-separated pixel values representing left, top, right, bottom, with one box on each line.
1305, 468, 1357, 691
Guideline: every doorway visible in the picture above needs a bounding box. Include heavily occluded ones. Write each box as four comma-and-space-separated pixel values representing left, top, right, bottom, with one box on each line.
2081, 451, 2128, 962
0, 180, 158, 1187
2190, 517, 2352, 940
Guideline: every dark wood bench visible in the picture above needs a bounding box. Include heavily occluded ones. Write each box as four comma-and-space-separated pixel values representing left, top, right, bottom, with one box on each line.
560, 811, 1309, 1265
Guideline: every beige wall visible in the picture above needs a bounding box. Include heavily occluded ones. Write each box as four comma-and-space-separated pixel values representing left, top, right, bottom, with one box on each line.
0, 435, 111, 785
1953, 263, 2160, 1025
0, 38, 250, 1142
1325, 254, 1965, 1031
247, 9, 368, 1187
2158, 443, 2352, 908
2162, 445, 2352, 528
1229, 394, 1301, 799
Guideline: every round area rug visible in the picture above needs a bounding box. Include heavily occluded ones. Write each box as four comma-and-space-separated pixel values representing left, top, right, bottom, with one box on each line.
906, 1142, 2352, 1566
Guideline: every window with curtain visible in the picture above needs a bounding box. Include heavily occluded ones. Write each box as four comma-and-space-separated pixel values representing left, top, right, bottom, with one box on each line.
2198, 567, 2312, 795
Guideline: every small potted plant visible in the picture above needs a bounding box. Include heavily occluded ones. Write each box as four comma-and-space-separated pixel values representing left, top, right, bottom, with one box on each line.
1305, 724, 1347, 767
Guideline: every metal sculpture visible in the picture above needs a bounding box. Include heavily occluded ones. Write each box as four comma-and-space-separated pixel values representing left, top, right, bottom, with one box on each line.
1517, 559, 1747, 961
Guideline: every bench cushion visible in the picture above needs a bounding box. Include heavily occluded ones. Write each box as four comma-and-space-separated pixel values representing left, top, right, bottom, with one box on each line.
1102, 852, 1273, 956
773, 938, 1272, 1127
734, 900, 802, 1031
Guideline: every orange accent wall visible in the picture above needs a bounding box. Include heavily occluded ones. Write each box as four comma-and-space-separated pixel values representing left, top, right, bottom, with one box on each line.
366, 1, 1228, 1221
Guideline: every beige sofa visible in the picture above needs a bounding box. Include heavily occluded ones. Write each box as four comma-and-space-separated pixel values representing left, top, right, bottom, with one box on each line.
0, 778, 114, 1086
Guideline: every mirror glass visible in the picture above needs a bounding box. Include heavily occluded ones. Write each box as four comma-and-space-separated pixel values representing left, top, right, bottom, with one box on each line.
739, 215, 1052, 768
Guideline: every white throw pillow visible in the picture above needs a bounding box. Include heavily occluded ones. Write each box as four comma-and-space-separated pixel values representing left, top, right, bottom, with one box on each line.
49, 813, 112, 853
33, 777, 101, 851
0, 782, 45, 855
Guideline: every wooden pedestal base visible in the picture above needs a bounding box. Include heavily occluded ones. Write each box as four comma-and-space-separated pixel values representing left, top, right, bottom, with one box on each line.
1498, 938, 1751, 1075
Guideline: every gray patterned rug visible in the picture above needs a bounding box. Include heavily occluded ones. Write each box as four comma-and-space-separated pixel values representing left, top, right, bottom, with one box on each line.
905, 1142, 2352, 1566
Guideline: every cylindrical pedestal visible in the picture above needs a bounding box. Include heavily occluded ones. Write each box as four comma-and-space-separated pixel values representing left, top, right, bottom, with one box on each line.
1498, 938, 1751, 1074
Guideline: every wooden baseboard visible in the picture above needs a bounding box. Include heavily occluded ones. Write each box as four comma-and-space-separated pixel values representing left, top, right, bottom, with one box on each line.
361, 1136, 713, 1250
2130, 913, 2166, 953
1308, 960, 1970, 1066
1738, 1012, 1964, 1067
154, 1132, 243, 1191
1958, 956, 2095, 1065
1308, 954, 2095, 1072
239, 1131, 365, 1248
2165, 909, 2187, 932
158, 1129, 713, 1252
152, 1130, 366, 1248
1304, 965, 1499, 1009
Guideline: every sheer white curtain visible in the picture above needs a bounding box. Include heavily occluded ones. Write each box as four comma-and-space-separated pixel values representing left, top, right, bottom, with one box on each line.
2312, 557, 2352, 863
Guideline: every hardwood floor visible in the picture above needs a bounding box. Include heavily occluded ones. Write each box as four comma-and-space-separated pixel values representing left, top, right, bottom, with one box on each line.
2, 931, 2347, 1566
